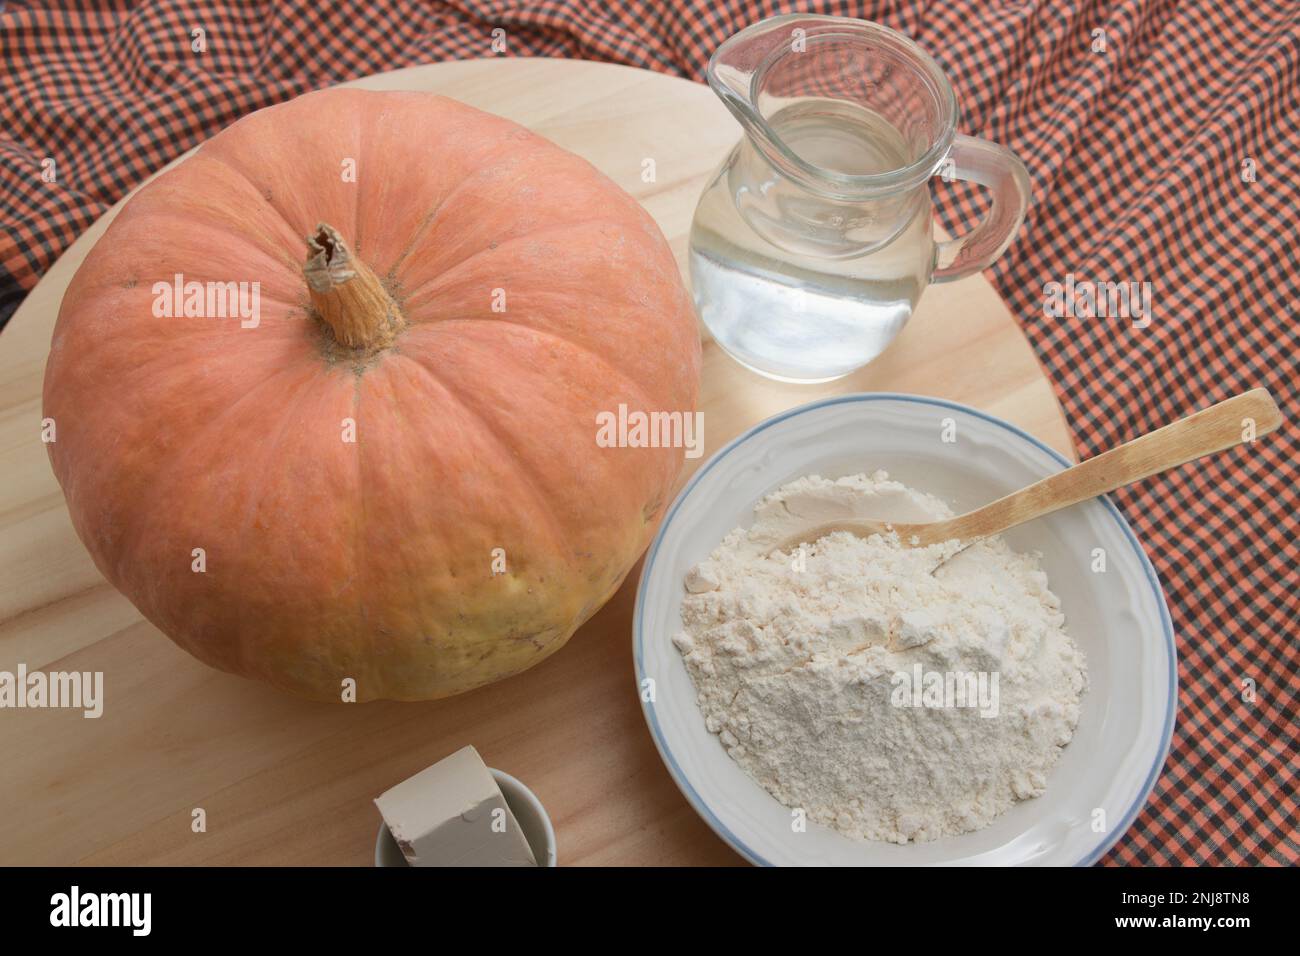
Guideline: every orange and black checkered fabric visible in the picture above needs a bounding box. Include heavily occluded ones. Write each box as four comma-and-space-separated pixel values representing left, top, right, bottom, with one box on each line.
1, 1, 1295, 865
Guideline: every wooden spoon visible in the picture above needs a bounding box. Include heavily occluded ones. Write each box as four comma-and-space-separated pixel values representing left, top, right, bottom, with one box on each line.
776, 389, 1282, 553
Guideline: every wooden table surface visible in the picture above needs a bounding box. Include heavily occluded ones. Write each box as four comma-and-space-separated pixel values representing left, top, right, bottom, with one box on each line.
0, 58, 1075, 866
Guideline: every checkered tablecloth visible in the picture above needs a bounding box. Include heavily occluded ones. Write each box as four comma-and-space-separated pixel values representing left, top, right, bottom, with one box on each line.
1, 0, 1295, 865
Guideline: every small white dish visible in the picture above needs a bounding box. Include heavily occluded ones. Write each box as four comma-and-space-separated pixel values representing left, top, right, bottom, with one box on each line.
634, 393, 1176, 866
374, 768, 557, 867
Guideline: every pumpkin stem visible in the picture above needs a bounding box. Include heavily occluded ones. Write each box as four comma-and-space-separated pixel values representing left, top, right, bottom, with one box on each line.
305, 223, 403, 350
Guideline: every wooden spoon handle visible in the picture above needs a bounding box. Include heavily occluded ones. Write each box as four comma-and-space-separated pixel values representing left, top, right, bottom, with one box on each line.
942, 389, 1282, 543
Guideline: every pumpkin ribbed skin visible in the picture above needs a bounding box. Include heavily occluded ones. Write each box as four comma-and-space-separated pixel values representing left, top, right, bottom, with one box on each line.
43, 89, 700, 701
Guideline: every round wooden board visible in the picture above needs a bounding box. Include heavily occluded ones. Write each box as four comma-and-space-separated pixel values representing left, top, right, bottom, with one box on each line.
0, 59, 1075, 865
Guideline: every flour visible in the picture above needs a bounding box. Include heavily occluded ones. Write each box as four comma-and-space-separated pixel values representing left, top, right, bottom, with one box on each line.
673, 472, 1087, 844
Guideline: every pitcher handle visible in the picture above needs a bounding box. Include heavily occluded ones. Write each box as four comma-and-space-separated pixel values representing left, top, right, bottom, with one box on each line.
931, 134, 1031, 283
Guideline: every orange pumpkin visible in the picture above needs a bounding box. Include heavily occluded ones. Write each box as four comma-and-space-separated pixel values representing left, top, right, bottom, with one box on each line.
43, 88, 700, 701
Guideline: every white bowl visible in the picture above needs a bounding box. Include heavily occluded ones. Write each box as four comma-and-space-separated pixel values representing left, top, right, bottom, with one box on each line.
634, 393, 1175, 866
374, 768, 558, 867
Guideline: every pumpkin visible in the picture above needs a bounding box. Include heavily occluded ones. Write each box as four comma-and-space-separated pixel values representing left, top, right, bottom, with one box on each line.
43, 88, 700, 702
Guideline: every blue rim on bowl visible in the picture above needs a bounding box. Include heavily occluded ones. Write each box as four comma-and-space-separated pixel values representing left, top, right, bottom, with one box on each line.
632, 392, 1176, 866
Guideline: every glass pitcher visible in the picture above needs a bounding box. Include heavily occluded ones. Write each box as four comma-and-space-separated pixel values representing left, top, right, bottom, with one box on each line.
690, 14, 1031, 383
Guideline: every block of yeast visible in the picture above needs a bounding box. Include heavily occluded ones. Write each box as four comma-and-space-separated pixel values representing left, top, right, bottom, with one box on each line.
375, 746, 537, 867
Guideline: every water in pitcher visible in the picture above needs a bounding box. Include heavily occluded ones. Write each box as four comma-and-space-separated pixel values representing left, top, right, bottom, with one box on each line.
690, 99, 935, 383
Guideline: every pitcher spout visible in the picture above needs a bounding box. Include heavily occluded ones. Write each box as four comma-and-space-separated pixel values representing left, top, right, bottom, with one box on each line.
706, 14, 799, 121
706, 14, 809, 183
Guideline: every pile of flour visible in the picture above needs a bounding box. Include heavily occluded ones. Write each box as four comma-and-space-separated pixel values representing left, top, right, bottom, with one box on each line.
673, 472, 1087, 844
